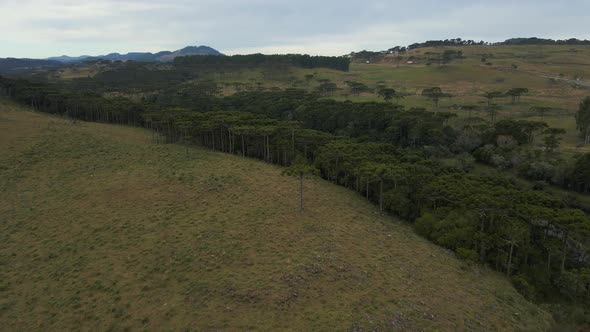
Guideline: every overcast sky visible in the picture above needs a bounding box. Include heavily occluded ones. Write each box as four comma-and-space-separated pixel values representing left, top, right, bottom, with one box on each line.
1, 0, 589, 58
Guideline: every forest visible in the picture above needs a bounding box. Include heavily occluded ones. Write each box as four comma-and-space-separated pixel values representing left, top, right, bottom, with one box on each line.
400, 37, 590, 51
2, 72, 590, 324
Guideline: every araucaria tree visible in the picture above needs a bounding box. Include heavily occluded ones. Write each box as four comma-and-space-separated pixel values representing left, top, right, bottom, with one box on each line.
282, 157, 319, 212
378, 88, 399, 103
543, 128, 566, 152
506, 88, 529, 104
483, 91, 504, 107
483, 91, 504, 123
421, 87, 450, 113
530, 105, 551, 120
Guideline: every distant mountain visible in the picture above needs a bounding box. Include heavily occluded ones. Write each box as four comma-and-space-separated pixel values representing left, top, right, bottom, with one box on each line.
0, 58, 64, 74
157, 46, 223, 61
47, 45, 223, 63
47, 55, 92, 63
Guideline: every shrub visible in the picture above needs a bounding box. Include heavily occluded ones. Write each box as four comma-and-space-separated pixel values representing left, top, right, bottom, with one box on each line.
383, 188, 411, 219
491, 154, 510, 169
519, 161, 555, 181
511, 274, 536, 300
452, 132, 482, 153
473, 144, 495, 163
415, 212, 436, 238
455, 248, 478, 263
532, 181, 546, 191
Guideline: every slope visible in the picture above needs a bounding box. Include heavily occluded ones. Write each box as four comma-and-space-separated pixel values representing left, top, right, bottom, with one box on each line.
0, 100, 552, 331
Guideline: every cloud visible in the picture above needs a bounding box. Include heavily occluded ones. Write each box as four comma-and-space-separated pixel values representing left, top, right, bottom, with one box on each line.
1, 0, 589, 58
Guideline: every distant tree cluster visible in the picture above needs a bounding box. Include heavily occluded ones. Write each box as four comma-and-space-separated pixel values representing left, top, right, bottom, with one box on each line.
407, 38, 487, 49
174, 54, 350, 71
390, 37, 590, 51
502, 37, 590, 46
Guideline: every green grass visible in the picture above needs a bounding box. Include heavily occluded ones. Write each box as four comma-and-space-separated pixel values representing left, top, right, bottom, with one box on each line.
0, 100, 553, 330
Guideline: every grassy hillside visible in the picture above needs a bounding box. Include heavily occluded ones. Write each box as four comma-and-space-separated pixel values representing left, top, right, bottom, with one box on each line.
0, 100, 553, 330
308, 45, 590, 108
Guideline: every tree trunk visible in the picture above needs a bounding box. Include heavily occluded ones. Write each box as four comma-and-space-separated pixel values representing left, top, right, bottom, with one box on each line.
229, 131, 232, 154
291, 129, 295, 159
479, 218, 486, 262
268, 136, 272, 163
507, 241, 514, 276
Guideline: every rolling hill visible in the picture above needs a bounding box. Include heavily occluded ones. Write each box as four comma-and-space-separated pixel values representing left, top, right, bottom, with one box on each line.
0, 99, 553, 330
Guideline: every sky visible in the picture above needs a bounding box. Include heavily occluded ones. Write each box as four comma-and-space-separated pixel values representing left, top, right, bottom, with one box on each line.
1, 0, 590, 58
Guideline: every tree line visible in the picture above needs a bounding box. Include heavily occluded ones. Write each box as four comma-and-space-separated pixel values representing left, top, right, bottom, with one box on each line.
376, 37, 590, 54
174, 54, 350, 71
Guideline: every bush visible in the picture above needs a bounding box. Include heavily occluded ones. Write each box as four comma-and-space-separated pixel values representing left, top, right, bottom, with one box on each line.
473, 144, 495, 163
491, 154, 510, 169
549, 304, 590, 328
558, 268, 590, 300
434, 215, 478, 249
532, 181, 546, 191
524, 161, 555, 181
452, 132, 482, 153
458, 153, 476, 172
511, 274, 536, 300
383, 188, 411, 219
415, 212, 436, 238
455, 248, 478, 263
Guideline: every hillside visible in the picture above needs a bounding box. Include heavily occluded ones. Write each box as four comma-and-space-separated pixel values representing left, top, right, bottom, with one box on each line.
0, 99, 552, 330
342, 44, 590, 110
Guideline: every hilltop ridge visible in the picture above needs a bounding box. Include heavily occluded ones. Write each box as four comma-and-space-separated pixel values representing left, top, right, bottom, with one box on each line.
46, 45, 223, 63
